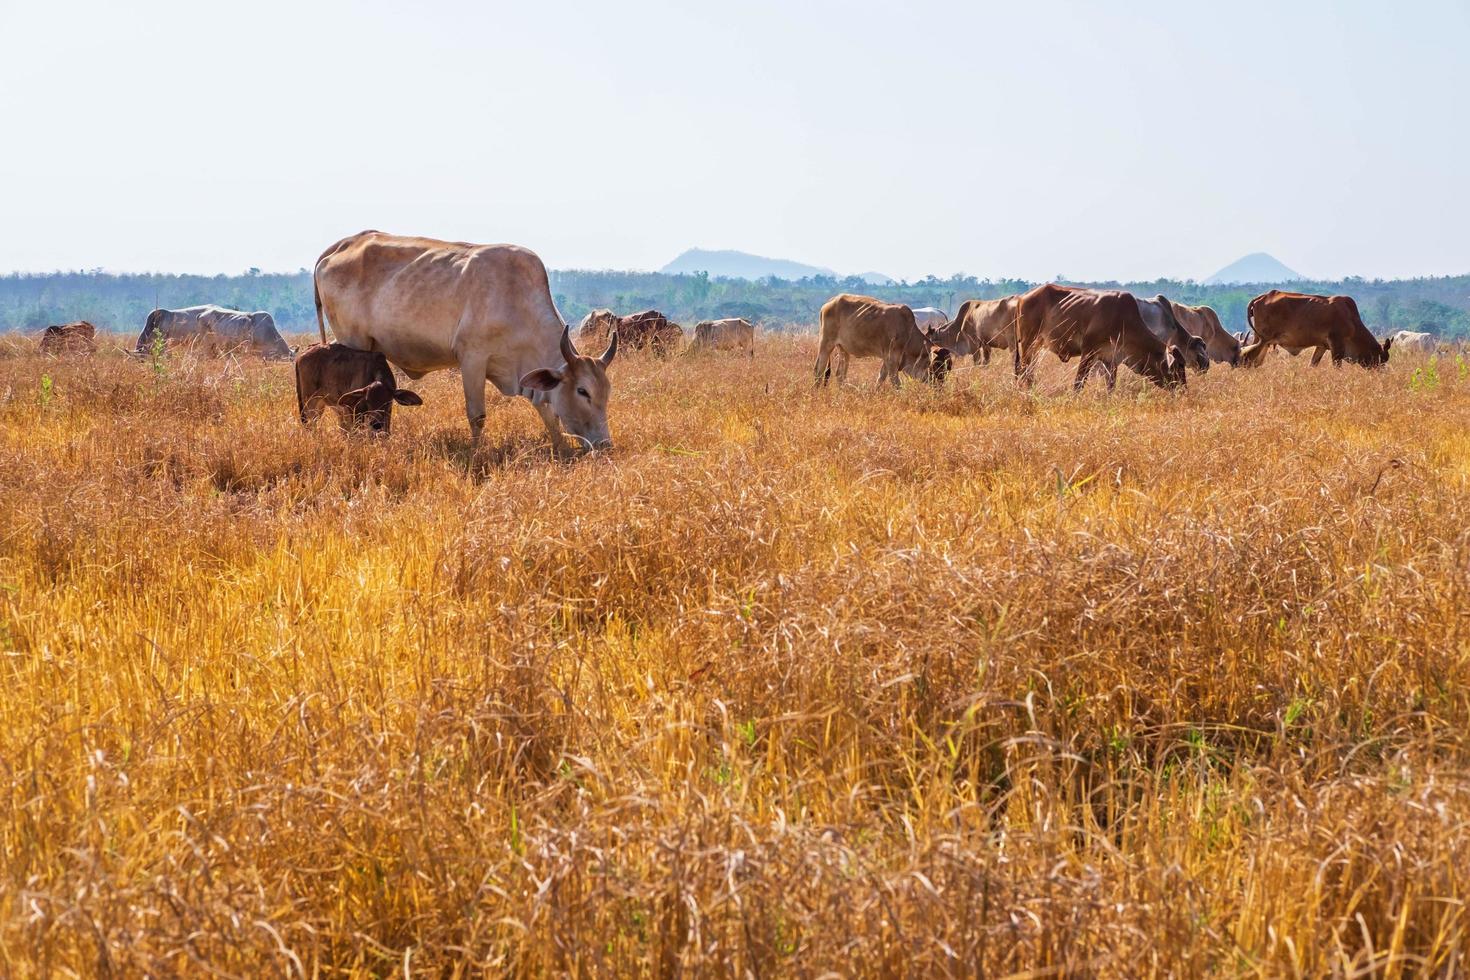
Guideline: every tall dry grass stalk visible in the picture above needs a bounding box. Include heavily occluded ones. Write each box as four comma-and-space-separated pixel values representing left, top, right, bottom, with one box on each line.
0, 335, 1467, 975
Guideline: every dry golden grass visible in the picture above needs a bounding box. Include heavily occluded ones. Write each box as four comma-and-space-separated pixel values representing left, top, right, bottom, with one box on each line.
1, 334, 1468, 976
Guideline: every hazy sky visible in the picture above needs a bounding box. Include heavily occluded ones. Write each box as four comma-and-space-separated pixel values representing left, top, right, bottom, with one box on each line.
2, 0, 1466, 281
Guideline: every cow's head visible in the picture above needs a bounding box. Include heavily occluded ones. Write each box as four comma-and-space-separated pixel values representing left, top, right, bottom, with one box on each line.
927, 343, 954, 383
1220, 332, 1243, 368
519, 327, 617, 452
248, 312, 292, 359
1155, 297, 1210, 373
1165, 345, 1187, 386
1183, 334, 1211, 373
1138, 344, 1187, 389
1345, 333, 1392, 368
926, 318, 970, 357
337, 380, 424, 434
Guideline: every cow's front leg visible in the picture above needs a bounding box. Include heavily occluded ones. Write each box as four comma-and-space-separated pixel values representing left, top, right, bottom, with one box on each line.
533, 400, 572, 459
459, 352, 491, 443
1072, 353, 1097, 392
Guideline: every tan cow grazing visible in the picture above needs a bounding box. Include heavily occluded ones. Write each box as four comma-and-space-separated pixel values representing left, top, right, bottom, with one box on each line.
828, 333, 955, 384
313, 230, 617, 454
1170, 302, 1241, 366
578, 309, 683, 356
38, 321, 97, 355
1013, 283, 1186, 391
814, 294, 937, 387
1390, 330, 1437, 353
1241, 290, 1389, 368
929, 296, 1019, 365
295, 343, 423, 434
689, 317, 756, 356
1134, 295, 1210, 373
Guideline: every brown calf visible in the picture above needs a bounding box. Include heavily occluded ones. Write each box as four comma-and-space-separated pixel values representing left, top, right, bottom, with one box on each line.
295, 343, 423, 434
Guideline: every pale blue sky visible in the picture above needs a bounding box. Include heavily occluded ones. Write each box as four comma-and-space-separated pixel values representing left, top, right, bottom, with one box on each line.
1, 0, 1466, 281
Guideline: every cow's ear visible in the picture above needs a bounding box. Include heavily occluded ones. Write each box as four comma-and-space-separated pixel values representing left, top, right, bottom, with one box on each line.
393, 389, 423, 406
519, 368, 563, 392
338, 384, 372, 412
1383, 337, 1393, 355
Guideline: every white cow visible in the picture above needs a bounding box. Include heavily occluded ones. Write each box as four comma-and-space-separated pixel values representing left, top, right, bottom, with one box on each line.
136, 305, 292, 359
1390, 330, 1437, 353
313, 230, 617, 455
910, 307, 949, 335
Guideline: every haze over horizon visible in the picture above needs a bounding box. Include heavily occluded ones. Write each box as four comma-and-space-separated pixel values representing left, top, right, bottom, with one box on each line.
2, 0, 1467, 283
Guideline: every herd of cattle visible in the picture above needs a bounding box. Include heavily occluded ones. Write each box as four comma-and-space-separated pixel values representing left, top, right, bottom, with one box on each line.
24, 230, 1450, 454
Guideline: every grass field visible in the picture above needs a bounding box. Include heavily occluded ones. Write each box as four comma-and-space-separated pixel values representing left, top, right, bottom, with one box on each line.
1, 334, 1468, 976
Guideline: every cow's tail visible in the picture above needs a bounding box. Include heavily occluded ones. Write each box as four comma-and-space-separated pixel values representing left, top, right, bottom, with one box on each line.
314, 276, 327, 345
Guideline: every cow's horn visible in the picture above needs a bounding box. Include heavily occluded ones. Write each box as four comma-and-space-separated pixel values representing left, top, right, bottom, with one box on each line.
600, 329, 619, 366
560, 325, 579, 363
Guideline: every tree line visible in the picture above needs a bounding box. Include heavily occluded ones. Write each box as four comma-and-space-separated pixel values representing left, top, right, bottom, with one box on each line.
3, 267, 1468, 338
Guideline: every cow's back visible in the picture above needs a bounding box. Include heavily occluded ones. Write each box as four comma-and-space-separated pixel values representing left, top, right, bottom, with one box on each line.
693, 318, 754, 352
40, 321, 97, 355
820, 294, 915, 358
1251, 290, 1379, 357
578, 310, 619, 348
314, 230, 562, 374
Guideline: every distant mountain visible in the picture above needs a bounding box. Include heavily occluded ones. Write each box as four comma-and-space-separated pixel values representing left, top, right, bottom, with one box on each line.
853, 271, 896, 286
661, 249, 832, 280
660, 248, 893, 284
1204, 253, 1304, 285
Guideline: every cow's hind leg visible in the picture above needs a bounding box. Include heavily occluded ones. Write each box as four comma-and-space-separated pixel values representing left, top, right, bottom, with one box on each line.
813, 338, 838, 387
1014, 340, 1041, 390
1312, 346, 1329, 366
301, 396, 329, 426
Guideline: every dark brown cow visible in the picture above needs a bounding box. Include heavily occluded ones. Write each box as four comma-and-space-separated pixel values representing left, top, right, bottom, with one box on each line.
578, 309, 683, 357
924, 332, 955, 382
1013, 284, 1186, 391
39, 321, 98, 355
295, 343, 423, 434
1241, 290, 1390, 368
